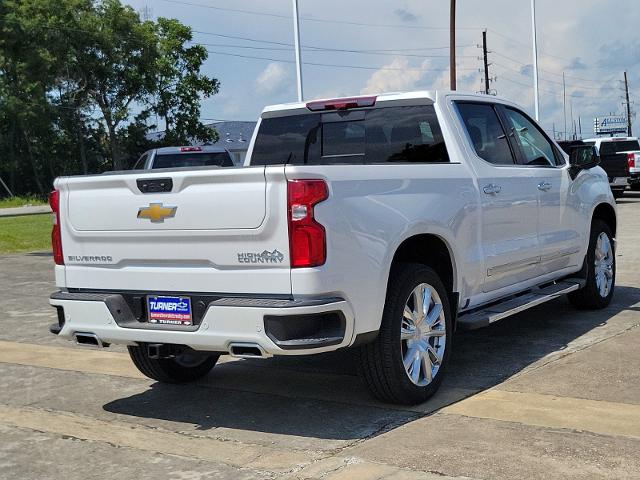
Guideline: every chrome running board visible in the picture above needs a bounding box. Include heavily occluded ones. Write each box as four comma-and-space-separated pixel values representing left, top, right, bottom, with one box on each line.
457, 280, 585, 331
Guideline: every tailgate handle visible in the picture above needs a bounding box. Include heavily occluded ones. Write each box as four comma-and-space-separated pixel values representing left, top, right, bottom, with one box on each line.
137, 178, 173, 193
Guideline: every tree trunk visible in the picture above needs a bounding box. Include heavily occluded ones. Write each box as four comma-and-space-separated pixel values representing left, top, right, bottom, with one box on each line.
22, 128, 45, 194
77, 114, 88, 174
108, 123, 122, 171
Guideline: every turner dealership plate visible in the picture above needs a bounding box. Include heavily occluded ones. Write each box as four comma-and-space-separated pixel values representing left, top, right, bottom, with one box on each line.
147, 296, 193, 326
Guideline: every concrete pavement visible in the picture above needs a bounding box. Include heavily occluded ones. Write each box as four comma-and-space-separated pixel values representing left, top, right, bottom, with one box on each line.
0, 193, 639, 479
0, 205, 50, 217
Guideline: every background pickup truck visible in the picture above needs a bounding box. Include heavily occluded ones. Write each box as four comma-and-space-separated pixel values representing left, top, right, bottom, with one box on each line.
583, 137, 640, 198
49, 91, 617, 405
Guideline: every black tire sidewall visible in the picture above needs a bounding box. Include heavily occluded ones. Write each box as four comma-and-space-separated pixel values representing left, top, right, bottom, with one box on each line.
128, 345, 219, 383
380, 264, 453, 403
583, 220, 615, 308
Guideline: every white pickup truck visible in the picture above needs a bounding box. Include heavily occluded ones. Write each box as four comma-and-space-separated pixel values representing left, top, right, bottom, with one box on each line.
49, 91, 617, 405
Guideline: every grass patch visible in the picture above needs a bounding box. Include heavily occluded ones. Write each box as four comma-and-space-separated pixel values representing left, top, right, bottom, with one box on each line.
0, 195, 47, 209
0, 214, 51, 254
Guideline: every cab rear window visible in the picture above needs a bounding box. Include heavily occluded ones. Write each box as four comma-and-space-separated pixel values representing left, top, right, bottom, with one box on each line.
251, 105, 449, 165
152, 152, 234, 169
599, 141, 640, 156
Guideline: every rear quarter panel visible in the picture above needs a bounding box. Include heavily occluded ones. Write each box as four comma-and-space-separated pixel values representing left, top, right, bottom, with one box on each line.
287, 162, 481, 337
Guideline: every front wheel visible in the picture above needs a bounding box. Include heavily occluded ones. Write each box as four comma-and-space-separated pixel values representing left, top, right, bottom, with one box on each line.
568, 220, 615, 310
357, 263, 453, 405
128, 344, 219, 383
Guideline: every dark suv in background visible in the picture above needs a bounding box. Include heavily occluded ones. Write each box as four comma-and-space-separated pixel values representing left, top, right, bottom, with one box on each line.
133, 146, 236, 170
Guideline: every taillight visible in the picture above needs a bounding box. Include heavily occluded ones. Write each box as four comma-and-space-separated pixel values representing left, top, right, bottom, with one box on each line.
287, 179, 328, 268
628, 153, 636, 170
49, 190, 64, 265
180, 146, 202, 152
306, 96, 376, 112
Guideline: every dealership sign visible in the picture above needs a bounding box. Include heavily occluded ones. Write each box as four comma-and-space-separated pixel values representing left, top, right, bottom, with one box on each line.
594, 115, 628, 135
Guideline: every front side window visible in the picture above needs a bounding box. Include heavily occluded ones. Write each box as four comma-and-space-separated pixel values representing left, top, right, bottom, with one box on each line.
457, 103, 515, 165
503, 108, 557, 167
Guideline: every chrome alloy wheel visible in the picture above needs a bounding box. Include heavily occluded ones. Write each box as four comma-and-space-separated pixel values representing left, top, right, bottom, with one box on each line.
594, 232, 614, 298
401, 283, 447, 387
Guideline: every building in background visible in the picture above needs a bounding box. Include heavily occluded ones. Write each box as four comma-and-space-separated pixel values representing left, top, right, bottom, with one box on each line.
207, 121, 256, 165
147, 121, 257, 165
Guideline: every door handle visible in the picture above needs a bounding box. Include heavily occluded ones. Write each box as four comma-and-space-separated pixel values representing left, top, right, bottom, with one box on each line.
483, 184, 502, 195
537, 182, 552, 192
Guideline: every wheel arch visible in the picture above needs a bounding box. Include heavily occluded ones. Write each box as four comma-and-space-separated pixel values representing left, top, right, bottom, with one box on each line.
389, 233, 459, 326
592, 202, 617, 238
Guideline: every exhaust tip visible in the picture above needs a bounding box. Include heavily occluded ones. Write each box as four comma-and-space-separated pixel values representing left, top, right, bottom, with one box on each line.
228, 343, 266, 359
74, 332, 104, 348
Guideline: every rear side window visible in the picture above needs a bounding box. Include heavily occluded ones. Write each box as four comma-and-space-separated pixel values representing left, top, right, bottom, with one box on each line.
600, 140, 640, 156
457, 103, 515, 165
152, 152, 234, 169
251, 105, 449, 165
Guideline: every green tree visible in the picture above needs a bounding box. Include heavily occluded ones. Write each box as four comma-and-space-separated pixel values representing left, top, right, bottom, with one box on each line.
71, 0, 158, 170
0, 0, 222, 194
153, 17, 220, 145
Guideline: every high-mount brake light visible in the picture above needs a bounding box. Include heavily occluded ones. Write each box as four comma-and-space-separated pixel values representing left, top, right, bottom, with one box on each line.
306, 96, 377, 112
627, 153, 636, 170
180, 146, 202, 152
49, 190, 64, 265
287, 179, 329, 268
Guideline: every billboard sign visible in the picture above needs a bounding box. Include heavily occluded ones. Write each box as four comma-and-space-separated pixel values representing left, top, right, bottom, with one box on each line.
594, 115, 628, 135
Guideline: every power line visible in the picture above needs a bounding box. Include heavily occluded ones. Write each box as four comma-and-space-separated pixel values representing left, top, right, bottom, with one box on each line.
492, 62, 614, 92
204, 49, 477, 72
191, 30, 475, 53
491, 51, 616, 84
159, 0, 483, 31
194, 40, 475, 59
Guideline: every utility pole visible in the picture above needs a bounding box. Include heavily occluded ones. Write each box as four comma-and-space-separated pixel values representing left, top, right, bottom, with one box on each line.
292, 0, 304, 101
482, 30, 490, 95
624, 71, 632, 136
563, 72, 567, 141
531, 0, 540, 121
579, 116, 582, 139
450, 0, 456, 90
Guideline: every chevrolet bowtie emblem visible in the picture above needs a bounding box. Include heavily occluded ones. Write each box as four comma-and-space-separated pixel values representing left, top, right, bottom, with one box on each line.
137, 203, 177, 223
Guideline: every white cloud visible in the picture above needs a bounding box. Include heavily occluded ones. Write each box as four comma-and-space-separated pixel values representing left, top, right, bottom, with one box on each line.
360, 58, 429, 95
255, 62, 291, 96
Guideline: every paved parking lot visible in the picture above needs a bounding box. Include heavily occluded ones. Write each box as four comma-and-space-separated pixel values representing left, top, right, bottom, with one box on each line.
1, 193, 639, 480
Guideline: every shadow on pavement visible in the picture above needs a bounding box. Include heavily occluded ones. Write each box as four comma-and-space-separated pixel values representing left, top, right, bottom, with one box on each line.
103, 285, 640, 441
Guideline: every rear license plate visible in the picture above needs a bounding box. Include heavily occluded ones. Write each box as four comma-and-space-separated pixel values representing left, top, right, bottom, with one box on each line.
612, 177, 629, 185
147, 296, 192, 326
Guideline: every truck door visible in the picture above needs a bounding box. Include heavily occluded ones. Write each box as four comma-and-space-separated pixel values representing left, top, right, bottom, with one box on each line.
456, 102, 541, 293
499, 106, 582, 275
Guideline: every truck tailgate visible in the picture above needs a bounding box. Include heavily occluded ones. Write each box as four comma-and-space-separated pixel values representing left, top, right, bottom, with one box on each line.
600, 153, 629, 179
56, 166, 292, 294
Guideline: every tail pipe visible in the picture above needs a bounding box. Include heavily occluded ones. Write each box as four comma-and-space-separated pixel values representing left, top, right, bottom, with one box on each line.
228, 343, 268, 359
73, 332, 105, 348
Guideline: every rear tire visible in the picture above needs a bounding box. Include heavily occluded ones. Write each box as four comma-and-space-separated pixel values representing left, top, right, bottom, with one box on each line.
357, 263, 453, 405
568, 220, 615, 310
128, 344, 219, 383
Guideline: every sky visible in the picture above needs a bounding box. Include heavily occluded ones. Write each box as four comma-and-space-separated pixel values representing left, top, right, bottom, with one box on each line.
124, 0, 640, 138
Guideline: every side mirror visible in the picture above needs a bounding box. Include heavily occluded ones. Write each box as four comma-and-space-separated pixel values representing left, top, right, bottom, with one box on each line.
569, 146, 600, 179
